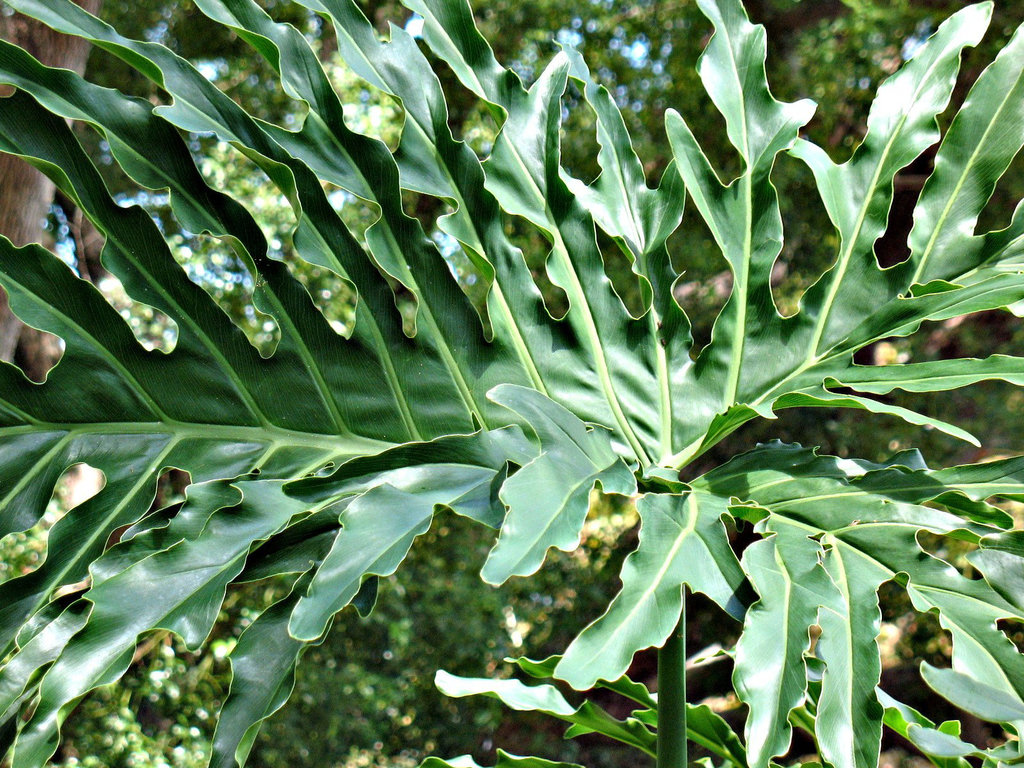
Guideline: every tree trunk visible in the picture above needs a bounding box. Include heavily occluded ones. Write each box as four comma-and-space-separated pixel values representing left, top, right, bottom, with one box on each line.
1, 1, 105, 503
0, 0, 102, 379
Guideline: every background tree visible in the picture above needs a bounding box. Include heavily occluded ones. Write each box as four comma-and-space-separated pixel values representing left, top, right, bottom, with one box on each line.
0, 0, 99, 377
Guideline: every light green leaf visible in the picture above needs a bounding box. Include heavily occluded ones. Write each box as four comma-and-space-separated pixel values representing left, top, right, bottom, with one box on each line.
1, 1, 1024, 766
774, 388, 980, 445
420, 750, 584, 768
512, 656, 658, 709
481, 386, 636, 584
878, 691, 972, 768
732, 524, 838, 767
831, 355, 1024, 394
559, 45, 685, 284
907, 19, 1024, 285
921, 663, 1024, 724
435, 671, 656, 757
905, 725, 980, 760
663, 0, 814, 450
284, 427, 535, 640
791, 3, 990, 355
556, 491, 749, 690
815, 540, 886, 768
970, 531, 1024, 614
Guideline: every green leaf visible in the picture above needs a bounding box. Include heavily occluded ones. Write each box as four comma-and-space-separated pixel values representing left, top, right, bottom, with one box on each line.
286, 0, 556, 407
878, 691, 972, 768
211, 578, 312, 768
692, 441, 1024, 767
684, 704, 748, 768
0, 604, 88, 725
1, 0, 1024, 765
556, 491, 749, 690
420, 750, 584, 768
434, 671, 656, 757
480, 386, 636, 584
512, 656, 658, 709
509, 656, 747, 766
920, 663, 1024, 724
731, 523, 838, 767
907, 19, 1024, 285
662, 0, 815, 460
831, 355, 1024, 394
410, 0, 666, 467
970, 531, 1024, 614
9, 479, 304, 768
790, 3, 991, 354
815, 537, 885, 768
287, 479, 460, 641
905, 725, 979, 761
774, 388, 980, 446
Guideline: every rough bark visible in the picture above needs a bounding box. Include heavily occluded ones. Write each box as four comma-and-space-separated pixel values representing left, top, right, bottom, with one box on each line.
0, 0, 101, 378
0, 1, 105, 503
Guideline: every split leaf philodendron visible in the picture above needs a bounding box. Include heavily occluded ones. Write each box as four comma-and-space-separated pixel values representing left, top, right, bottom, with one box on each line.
0, 0, 1023, 766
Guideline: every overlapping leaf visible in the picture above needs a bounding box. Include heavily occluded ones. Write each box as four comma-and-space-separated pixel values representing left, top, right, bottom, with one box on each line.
555, 491, 749, 690
0, 0, 635, 760
689, 442, 1024, 768
421, 750, 583, 768
0, 0, 1023, 766
435, 670, 657, 757
509, 655, 747, 767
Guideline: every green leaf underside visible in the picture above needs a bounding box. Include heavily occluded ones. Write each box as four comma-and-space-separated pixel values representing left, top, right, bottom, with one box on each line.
420, 750, 584, 768
508, 655, 746, 765
879, 692, 972, 768
555, 491, 749, 689
689, 442, 1024, 768
0, 0, 1021, 766
435, 671, 657, 757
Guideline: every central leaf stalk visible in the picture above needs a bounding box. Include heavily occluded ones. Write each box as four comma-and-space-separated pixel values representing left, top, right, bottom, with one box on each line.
657, 600, 687, 768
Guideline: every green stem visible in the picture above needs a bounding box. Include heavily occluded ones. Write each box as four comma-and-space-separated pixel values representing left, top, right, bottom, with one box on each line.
657, 599, 688, 768
789, 706, 819, 753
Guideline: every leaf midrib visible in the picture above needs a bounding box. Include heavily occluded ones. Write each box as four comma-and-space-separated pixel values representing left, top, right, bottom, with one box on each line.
911, 68, 1024, 285
571, 494, 698, 674
203, 0, 493, 433
716, 7, 753, 410
805, 43, 958, 359
500, 130, 651, 465
0, 421, 394, 457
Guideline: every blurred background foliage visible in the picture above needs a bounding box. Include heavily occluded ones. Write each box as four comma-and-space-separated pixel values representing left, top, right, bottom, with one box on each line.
1, 0, 1023, 765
